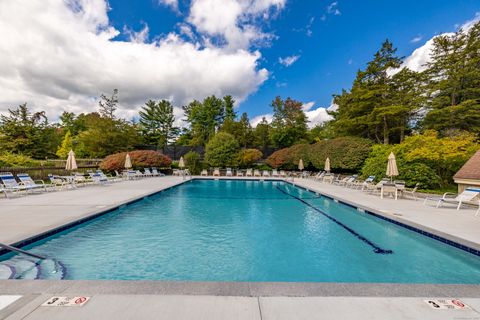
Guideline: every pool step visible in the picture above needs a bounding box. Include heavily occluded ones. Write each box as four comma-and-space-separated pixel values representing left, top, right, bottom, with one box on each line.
0, 264, 15, 279
0, 258, 66, 280
6, 259, 40, 279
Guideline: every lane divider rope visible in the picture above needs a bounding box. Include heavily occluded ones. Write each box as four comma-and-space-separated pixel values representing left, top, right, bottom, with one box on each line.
276, 186, 393, 255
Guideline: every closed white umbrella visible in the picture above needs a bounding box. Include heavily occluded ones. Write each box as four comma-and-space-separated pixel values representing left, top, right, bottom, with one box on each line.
125, 153, 132, 169
65, 150, 78, 171
298, 159, 304, 171
386, 152, 399, 181
324, 157, 331, 172
179, 156, 185, 168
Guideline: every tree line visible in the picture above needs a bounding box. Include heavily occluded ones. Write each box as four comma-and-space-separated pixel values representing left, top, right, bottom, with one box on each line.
0, 21, 478, 164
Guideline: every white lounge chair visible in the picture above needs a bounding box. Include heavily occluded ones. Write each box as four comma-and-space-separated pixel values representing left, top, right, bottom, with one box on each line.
213, 169, 220, 177
236, 170, 244, 177
272, 169, 279, 177
226, 168, 233, 177
424, 188, 480, 211
48, 174, 70, 190
246, 169, 253, 177
143, 168, 153, 177
262, 170, 270, 177
402, 183, 420, 200
313, 171, 325, 180
17, 173, 48, 192
200, 169, 208, 176
279, 170, 286, 177
89, 172, 109, 185
151, 168, 164, 176
344, 175, 359, 187
355, 176, 375, 190
254, 170, 261, 177
0, 172, 29, 196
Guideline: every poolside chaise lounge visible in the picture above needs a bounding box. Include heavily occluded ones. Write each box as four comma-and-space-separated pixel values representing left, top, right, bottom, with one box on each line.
364, 178, 389, 194
313, 171, 325, 180
16, 173, 49, 192
424, 188, 480, 211
344, 175, 359, 187
254, 170, 261, 177
200, 169, 208, 176
0, 172, 29, 197
355, 176, 375, 190
47, 174, 70, 190
143, 168, 153, 177
271, 169, 279, 177
151, 168, 164, 176
236, 170, 244, 177
279, 170, 287, 177
246, 169, 253, 177
226, 168, 233, 177
262, 170, 270, 177
402, 183, 420, 200
88, 172, 110, 185
213, 169, 220, 177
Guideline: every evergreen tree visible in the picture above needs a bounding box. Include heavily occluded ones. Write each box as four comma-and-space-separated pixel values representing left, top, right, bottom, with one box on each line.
98, 89, 118, 119
182, 95, 226, 146
223, 95, 237, 121
253, 117, 272, 151
139, 99, 178, 148
0, 103, 60, 158
422, 22, 480, 135
331, 40, 409, 144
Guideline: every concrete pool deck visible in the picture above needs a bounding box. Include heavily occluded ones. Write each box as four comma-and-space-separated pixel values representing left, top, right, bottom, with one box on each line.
1, 176, 480, 319
291, 178, 480, 252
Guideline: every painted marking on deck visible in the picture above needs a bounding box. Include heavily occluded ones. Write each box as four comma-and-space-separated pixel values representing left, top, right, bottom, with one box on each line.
424, 299, 470, 310
0, 295, 22, 311
42, 296, 90, 307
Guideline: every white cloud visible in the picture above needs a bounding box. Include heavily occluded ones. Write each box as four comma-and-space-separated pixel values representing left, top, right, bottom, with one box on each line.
327, 2, 341, 16
392, 13, 479, 75
302, 102, 333, 128
0, 0, 270, 121
187, 0, 286, 50
279, 55, 300, 67
250, 102, 333, 128
159, 0, 179, 11
251, 113, 273, 127
124, 23, 150, 43
387, 12, 480, 76
410, 35, 422, 43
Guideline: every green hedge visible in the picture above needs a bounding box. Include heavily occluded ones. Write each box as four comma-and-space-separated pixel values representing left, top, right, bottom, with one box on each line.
266, 137, 372, 171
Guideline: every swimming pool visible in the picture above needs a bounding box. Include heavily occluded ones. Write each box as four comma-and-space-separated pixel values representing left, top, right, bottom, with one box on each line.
1, 179, 480, 283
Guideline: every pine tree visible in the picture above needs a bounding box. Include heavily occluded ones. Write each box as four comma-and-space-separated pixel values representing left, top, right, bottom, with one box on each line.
139, 100, 178, 148
422, 22, 480, 135
223, 95, 237, 121
98, 89, 118, 119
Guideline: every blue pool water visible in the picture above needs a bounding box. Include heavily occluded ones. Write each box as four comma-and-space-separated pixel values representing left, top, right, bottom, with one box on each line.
1, 179, 480, 283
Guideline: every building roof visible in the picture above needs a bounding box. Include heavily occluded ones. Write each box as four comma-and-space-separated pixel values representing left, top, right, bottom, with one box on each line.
454, 150, 480, 181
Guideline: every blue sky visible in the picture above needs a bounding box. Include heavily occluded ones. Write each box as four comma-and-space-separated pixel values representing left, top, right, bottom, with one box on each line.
0, 0, 479, 125
105, 0, 480, 121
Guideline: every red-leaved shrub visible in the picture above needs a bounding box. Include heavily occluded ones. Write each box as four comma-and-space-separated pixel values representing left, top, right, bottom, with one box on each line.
100, 150, 172, 171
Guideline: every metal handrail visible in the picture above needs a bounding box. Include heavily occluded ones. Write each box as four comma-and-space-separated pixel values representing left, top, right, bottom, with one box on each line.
0, 242, 46, 260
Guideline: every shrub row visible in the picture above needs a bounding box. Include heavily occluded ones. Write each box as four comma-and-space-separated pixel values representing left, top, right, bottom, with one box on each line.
100, 150, 172, 171
266, 137, 373, 172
